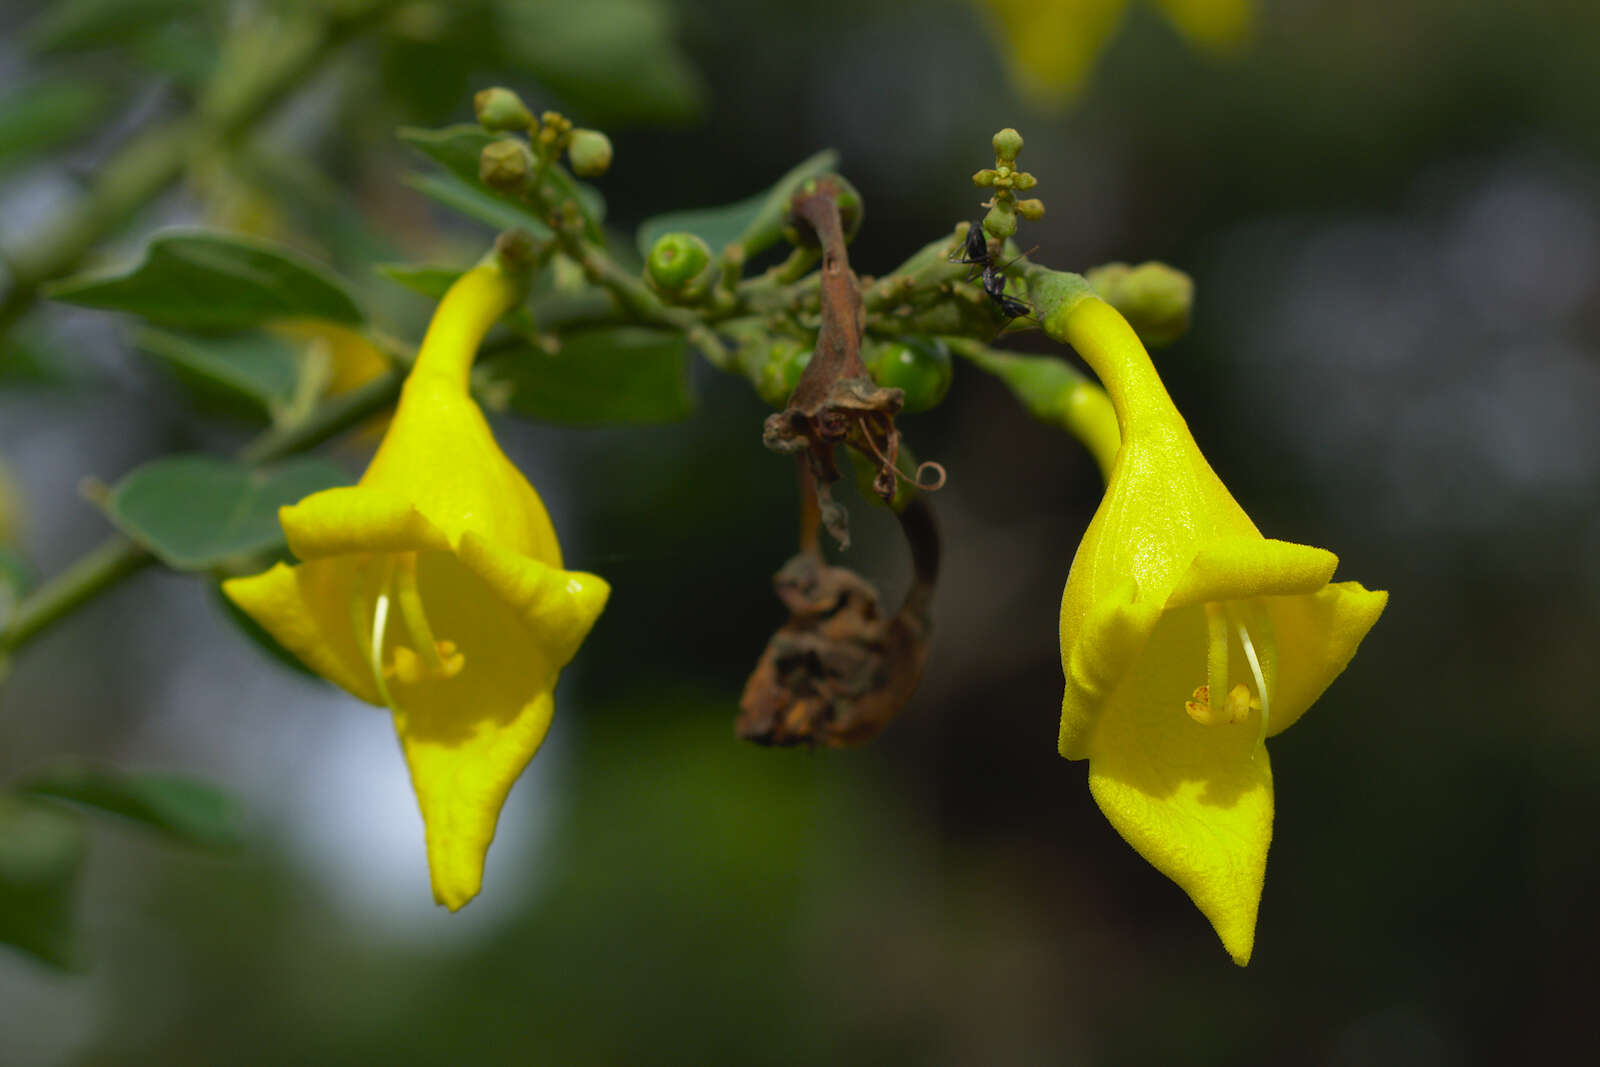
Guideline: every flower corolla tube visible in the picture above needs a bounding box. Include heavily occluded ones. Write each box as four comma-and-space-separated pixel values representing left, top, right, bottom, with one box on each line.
1046, 283, 1386, 965
225, 260, 609, 910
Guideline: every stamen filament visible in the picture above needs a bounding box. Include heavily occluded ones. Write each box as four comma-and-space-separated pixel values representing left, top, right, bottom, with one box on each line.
371, 587, 397, 710
1237, 619, 1271, 753
393, 553, 450, 677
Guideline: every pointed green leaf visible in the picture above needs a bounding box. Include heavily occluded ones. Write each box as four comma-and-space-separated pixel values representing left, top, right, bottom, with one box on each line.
0, 80, 104, 174
481, 327, 692, 425
399, 124, 605, 236
374, 262, 468, 301
0, 796, 86, 969
404, 172, 551, 237
23, 0, 203, 55
19, 761, 242, 850
498, 0, 704, 125
134, 328, 301, 417
49, 230, 365, 328
635, 149, 839, 260
105, 454, 350, 571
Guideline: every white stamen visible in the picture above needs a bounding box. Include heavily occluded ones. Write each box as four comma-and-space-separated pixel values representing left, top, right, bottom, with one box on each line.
1237, 620, 1270, 754
371, 590, 397, 710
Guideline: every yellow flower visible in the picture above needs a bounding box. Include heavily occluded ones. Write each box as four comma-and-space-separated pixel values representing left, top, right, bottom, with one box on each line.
980, 0, 1254, 104
1045, 287, 1385, 965
224, 260, 609, 910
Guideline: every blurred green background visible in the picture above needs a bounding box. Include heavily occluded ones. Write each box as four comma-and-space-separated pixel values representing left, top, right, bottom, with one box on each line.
3, 0, 1599, 1063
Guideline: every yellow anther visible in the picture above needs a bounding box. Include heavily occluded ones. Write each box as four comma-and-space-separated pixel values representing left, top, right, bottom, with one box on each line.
1184, 684, 1216, 725
1223, 683, 1255, 725
389, 553, 464, 682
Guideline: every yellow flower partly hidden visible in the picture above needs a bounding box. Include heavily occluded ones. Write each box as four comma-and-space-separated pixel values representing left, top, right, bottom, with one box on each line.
1045, 283, 1385, 965
980, 0, 1254, 104
224, 259, 609, 910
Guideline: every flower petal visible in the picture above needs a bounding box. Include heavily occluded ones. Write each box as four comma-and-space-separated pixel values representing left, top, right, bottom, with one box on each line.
222, 560, 382, 705
1060, 577, 1164, 759
1086, 604, 1272, 965
1262, 581, 1388, 737
381, 549, 577, 910
456, 531, 610, 671
1164, 537, 1337, 611
400, 689, 555, 911
281, 486, 450, 560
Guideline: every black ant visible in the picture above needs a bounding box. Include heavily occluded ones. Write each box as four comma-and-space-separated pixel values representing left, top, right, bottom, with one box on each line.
948, 222, 1033, 322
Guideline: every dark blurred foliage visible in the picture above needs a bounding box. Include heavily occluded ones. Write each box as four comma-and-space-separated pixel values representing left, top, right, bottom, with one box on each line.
3, 1, 1600, 1064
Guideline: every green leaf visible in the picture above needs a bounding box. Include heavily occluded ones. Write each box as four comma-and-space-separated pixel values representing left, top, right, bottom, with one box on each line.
482, 327, 693, 425
497, 0, 704, 125
404, 172, 552, 238
398, 124, 605, 236
23, 0, 205, 55
0, 80, 104, 174
0, 547, 31, 631
19, 761, 242, 850
635, 149, 839, 260
105, 454, 350, 571
0, 796, 86, 969
135, 328, 301, 417
49, 230, 365, 329
374, 262, 468, 301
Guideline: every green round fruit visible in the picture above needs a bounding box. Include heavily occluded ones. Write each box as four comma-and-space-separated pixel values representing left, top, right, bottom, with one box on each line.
757, 340, 812, 407
866, 336, 952, 413
645, 232, 713, 296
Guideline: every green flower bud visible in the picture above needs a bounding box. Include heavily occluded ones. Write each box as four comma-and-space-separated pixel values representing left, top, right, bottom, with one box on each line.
992, 127, 1024, 163
1012, 172, 1038, 190
973, 169, 999, 187
1016, 198, 1045, 221
646, 232, 714, 298
983, 204, 1017, 239
474, 87, 534, 133
567, 129, 613, 177
480, 139, 532, 192
1086, 261, 1195, 348
757, 339, 812, 407
865, 336, 953, 414
783, 175, 864, 248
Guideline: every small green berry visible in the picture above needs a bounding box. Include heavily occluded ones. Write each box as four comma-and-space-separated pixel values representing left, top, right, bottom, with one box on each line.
757, 340, 812, 407
646, 232, 714, 297
865, 336, 952, 413
992, 127, 1024, 163
479, 139, 532, 192
983, 204, 1017, 239
567, 129, 613, 177
474, 87, 534, 132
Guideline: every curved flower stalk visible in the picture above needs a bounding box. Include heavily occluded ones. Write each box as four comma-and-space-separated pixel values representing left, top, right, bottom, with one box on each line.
224, 257, 609, 910
1033, 270, 1385, 964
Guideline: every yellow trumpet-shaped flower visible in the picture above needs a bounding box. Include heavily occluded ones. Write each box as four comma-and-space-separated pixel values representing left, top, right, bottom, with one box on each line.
1044, 283, 1385, 965
224, 259, 609, 910
979, 0, 1254, 105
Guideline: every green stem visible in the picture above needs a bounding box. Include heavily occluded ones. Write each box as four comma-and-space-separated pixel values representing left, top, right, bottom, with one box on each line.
0, 1, 396, 341
240, 369, 404, 465
0, 367, 406, 657
0, 537, 151, 655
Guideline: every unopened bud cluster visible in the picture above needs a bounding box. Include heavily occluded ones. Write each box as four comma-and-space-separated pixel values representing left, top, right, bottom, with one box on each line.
973, 128, 1044, 239
472, 87, 614, 197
